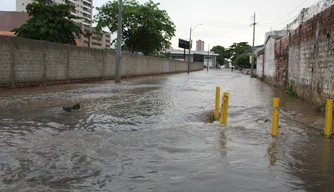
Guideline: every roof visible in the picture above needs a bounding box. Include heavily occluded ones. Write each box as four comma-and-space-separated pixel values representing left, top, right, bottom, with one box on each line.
166, 49, 219, 56
265, 35, 283, 45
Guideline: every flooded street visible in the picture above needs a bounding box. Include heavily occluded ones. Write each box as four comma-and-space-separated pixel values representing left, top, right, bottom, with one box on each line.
0, 70, 333, 192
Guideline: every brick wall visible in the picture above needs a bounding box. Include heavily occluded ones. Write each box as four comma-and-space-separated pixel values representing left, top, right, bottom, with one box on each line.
275, 36, 289, 90
287, 5, 334, 106
0, 36, 203, 88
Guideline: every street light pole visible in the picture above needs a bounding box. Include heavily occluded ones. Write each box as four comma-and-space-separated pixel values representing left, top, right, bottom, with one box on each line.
115, 0, 123, 83
188, 27, 192, 74
251, 13, 257, 77
187, 24, 202, 74
207, 43, 209, 71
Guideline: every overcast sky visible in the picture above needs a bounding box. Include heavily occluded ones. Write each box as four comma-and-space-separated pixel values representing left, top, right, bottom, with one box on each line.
0, 0, 317, 50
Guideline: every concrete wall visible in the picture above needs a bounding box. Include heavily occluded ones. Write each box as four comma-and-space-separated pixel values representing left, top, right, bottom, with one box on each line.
256, 53, 264, 78
0, 36, 203, 88
259, 4, 334, 106
263, 37, 276, 84
288, 6, 334, 106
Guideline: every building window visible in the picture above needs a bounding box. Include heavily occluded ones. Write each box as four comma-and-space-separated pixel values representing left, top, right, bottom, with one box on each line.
105, 45, 110, 48
106, 34, 110, 38
106, 40, 110, 43
22, 3, 24, 5
92, 42, 102, 46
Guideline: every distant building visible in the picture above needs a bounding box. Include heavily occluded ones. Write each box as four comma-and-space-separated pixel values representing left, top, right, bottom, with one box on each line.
2, 0, 111, 49
166, 49, 219, 68
0, 11, 29, 36
196, 40, 204, 51
80, 25, 111, 49
17, 0, 93, 27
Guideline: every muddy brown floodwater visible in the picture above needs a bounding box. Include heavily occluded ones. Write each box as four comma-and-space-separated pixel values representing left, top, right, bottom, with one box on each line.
0, 70, 333, 192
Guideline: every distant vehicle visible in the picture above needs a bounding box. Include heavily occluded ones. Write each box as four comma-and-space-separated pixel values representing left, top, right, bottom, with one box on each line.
122, 51, 144, 55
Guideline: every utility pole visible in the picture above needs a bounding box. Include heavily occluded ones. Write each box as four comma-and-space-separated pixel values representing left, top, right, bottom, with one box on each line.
188, 27, 192, 74
207, 43, 209, 71
115, 0, 123, 83
251, 13, 257, 77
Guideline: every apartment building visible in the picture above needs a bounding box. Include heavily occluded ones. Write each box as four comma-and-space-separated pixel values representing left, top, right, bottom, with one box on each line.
15, 0, 111, 48
196, 40, 204, 51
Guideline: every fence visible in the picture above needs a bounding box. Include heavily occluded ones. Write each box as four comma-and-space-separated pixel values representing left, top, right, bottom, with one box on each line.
0, 36, 203, 88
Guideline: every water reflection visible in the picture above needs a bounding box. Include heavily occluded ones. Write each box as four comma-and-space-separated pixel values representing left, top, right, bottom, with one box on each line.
267, 141, 277, 166
322, 138, 331, 175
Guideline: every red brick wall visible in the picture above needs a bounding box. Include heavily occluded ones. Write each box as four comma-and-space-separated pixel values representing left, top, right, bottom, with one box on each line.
275, 36, 289, 90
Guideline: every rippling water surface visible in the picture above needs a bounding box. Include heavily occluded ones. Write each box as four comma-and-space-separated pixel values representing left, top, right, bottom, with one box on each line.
0, 70, 333, 192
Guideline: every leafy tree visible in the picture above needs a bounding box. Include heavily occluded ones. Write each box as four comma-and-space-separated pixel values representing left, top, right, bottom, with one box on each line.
235, 53, 251, 68
95, 0, 176, 55
12, 0, 83, 45
211, 45, 232, 67
229, 42, 251, 63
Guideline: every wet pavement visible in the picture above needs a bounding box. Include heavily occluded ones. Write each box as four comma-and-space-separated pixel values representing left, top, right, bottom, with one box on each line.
0, 70, 333, 192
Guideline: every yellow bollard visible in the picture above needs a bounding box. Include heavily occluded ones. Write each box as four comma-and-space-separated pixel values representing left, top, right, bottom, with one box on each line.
220, 92, 229, 126
214, 87, 221, 121
324, 99, 333, 137
272, 98, 280, 137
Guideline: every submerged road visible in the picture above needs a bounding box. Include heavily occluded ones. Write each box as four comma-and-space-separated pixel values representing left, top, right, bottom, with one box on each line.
0, 70, 333, 192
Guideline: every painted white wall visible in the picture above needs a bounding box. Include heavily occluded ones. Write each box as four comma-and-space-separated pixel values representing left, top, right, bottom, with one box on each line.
264, 37, 276, 77
256, 54, 264, 77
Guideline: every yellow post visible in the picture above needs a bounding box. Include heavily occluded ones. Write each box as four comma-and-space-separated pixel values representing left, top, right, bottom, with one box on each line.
272, 98, 280, 137
220, 92, 229, 126
324, 99, 333, 137
214, 87, 221, 121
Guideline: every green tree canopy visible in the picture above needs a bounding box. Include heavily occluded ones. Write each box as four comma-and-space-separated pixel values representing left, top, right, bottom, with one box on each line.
235, 53, 256, 68
12, 0, 83, 45
95, 0, 176, 55
229, 42, 251, 63
211, 45, 232, 67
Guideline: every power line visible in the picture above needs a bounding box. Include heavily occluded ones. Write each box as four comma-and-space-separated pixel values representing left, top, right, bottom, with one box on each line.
263, 0, 310, 25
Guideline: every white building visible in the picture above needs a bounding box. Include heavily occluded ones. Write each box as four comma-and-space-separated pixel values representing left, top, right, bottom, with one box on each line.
16, 0, 93, 28
166, 49, 219, 68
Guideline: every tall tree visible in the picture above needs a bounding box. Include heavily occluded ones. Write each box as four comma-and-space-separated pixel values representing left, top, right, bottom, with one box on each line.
12, 0, 83, 45
228, 42, 251, 63
211, 45, 232, 67
95, 0, 176, 55
235, 53, 256, 69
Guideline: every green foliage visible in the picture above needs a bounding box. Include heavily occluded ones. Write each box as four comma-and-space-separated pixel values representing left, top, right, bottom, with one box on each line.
316, 130, 324, 136
211, 45, 232, 67
235, 53, 251, 68
251, 74, 257, 78
285, 83, 298, 98
229, 42, 251, 63
159, 52, 171, 58
95, 0, 176, 55
11, 0, 83, 45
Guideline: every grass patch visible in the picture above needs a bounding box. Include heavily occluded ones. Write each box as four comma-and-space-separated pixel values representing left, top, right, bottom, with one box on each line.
316, 130, 324, 136
251, 74, 257, 78
285, 83, 298, 98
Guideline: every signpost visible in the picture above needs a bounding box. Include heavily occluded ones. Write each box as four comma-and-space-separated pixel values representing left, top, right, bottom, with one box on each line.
178, 39, 190, 61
